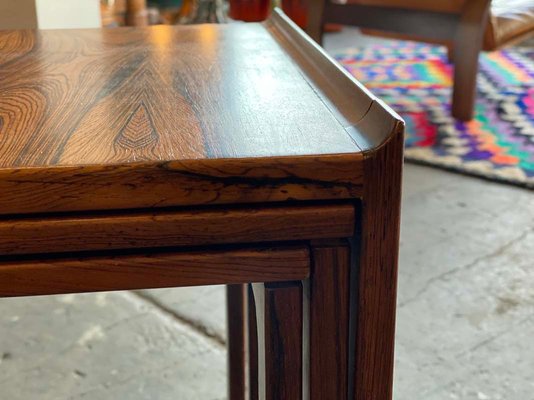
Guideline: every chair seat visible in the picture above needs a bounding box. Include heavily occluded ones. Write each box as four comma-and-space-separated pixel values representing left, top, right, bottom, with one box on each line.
485, 0, 534, 50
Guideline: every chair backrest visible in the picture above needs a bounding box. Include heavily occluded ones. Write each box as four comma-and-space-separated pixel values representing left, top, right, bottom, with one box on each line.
341, 0, 467, 14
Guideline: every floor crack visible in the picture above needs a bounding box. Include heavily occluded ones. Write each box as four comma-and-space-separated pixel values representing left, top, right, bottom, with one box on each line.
457, 314, 533, 358
398, 228, 533, 308
129, 291, 226, 347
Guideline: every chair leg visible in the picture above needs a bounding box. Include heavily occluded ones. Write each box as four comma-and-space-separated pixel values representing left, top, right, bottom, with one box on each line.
447, 44, 454, 64
227, 284, 246, 400
253, 281, 303, 400
451, 0, 491, 121
306, 0, 326, 44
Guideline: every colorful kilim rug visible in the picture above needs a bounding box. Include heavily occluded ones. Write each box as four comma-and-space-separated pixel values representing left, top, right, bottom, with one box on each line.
336, 42, 534, 189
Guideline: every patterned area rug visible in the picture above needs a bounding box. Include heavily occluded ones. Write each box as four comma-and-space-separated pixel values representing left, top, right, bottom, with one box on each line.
336, 42, 534, 189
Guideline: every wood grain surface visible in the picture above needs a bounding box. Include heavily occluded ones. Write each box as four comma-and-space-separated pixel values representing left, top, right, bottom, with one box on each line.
0, 24, 357, 167
0, 15, 357, 214
0, 203, 355, 255
0, 10, 401, 214
0, 246, 310, 297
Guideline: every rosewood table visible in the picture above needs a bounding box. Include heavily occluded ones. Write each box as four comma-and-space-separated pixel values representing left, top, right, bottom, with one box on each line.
0, 9, 404, 400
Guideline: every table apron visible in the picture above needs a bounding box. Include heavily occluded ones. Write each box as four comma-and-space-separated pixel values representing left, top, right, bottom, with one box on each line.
0, 202, 355, 256
0, 245, 310, 298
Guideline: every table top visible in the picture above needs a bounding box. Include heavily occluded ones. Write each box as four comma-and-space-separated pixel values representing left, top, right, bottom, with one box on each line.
0, 10, 402, 215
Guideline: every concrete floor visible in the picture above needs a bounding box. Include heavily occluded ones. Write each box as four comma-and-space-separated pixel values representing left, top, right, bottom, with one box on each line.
1, 30, 533, 400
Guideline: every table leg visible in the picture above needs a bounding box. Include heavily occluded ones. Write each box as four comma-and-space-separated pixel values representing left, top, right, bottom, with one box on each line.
227, 284, 246, 400
253, 281, 303, 400
307, 242, 351, 400
248, 284, 259, 400
354, 127, 404, 400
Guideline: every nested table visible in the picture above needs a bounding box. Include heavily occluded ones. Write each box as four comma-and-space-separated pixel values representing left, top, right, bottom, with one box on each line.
0, 10, 403, 400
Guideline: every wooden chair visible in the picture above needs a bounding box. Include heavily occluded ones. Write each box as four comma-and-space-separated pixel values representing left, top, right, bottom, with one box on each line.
307, 0, 534, 121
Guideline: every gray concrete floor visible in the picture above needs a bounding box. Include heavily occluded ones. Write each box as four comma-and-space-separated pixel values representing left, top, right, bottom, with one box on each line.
1, 30, 534, 400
